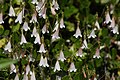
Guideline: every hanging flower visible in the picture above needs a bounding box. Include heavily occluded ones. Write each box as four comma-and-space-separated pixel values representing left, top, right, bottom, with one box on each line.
54, 60, 61, 72
81, 39, 88, 49
10, 64, 16, 74
39, 55, 49, 67
56, 76, 61, 80
95, 20, 100, 30
30, 71, 36, 80
37, 43, 46, 53
38, 7, 47, 19
60, 18, 65, 28
51, 6, 56, 15
0, 12, 4, 24
9, 5, 15, 17
14, 74, 19, 80
20, 33, 27, 45
53, 20, 59, 32
4, 41, 12, 52
30, 13, 38, 23
42, 24, 49, 34
109, 17, 115, 28
58, 50, 66, 62
34, 32, 41, 44
52, 0, 59, 10
68, 62, 77, 72
22, 21, 30, 31
31, 0, 38, 4
15, 10, 23, 24
73, 26, 82, 38
104, 12, 112, 24
52, 29, 60, 42
31, 26, 37, 37
23, 74, 28, 80
88, 29, 96, 38
111, 24, 119, 34
76, 47, 83, 57
93, 48, 101, 59
26, 64, 30, 75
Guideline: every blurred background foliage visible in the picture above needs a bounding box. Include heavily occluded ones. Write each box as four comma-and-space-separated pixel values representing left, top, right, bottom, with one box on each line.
0, 0, 120, 80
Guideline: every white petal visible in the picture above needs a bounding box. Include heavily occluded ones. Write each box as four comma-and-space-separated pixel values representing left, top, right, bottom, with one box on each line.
31, 26, 37, 37
30, 71, 36, 80
30, 13, 38, 23
34, 33, 41, 44
73, 26, 82, 38
0, 12, 4, 24
10, 64, 16, 74
60, 18, 65, 28
15, 11, 23, 24
26, 64, 30, 75
95, 20, 100, 30
54, 60, 61, 72
9, 6, 15, 17
4, 41, 12, 52
68, 62, 77, 72
20, 33, 27, 45
58, 50, 66, 62
37, 43, 46, 53
88, 30, 96, 38
39, 55, 44, 66
31, 0, 38, 4
23, 21, 30, 31
14, 74, 19, 80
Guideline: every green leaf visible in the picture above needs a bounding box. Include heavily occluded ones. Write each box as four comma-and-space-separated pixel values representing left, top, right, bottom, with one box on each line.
101, 0, 110, 4
65, 21, 75, 32
12, 23, 20, 32
3, 30, 10, 36
0, 25, 4, 35
0, 38, 6, 48
0, 58, 17, 69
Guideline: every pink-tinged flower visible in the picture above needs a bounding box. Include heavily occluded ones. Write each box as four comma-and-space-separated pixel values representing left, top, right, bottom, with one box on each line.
15, 10, 23, 24
34, 33, 41, 44
26, 64, 30, 75
52, 0, 59, 10
30, 13, 38, 23
30, 71, 36, 80
14, 74, 19, 80
73, 26, 82, 38
42, 24, 49, 34
52, 29, 60, 42
81, 39, 88, 49
20, 33, 27, 45
4, 41, 12, 52
93, 48, 100, 59
22, 21, 30, 31
38, 7, 47, 19
76, 47, 83, 57
10, 64, 16, 74
109, 17, 115, 28
31, 0, 38, 4
68, 62, 77, 72
58, 50, 66, 62
38, 43, 46, 53
51, 6, 56, 15
60, 18, 65, 28
31, 26, 37, 37
53, 21, 59, 32
104, 12, 112, 24
95, 20, 100, 30
0, 12, 4, 24
9, 5, 15, 17
88, 29, 96, 38
111, 24, 119, 34
54, 60, 61, 72
39, 55, 49, 67
23, 74, 28, 80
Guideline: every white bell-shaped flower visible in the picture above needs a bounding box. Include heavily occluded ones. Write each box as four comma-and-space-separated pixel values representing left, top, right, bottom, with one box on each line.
22, 21, 30, 31
23, 74, 28, 80
39, 55, 44, 66
88, 29, 96, 38
39, 55, 49, 67
34, 32, 41, 44
9, 5, 15, 17
73, 26, 82, 38
42, 24, 49, 34
81, 39, 88, 49
30, 71, 36, 80
30, 13, 38, 23
104, 12, 112, 24
52, 0, 59, 10
14, 74, 19, 80
20, 33, 27, 45
68, 62, 77, 72
76, 47, 83, 57
53, 21, 59, 32
44, 57, 49, 67
109, 17, 115, 28
31, 26, 37, 37
52, 29, 60, 42
60, 18, 65, 28
26, 64, 30, 75
15, 10, 23, 24
0, 12, 4, 24
93, 48, 101, 59
31, 0, 38, 4
38, 43, 46, 53
10, 64, 16, 74
58, 50, 66, 62
111, 24, 119, 34
95, 20, 100, 30
4, 41, 12, 52
54, 60, 61, 72
38, 7, 47, 19
51, 6, 56, 15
